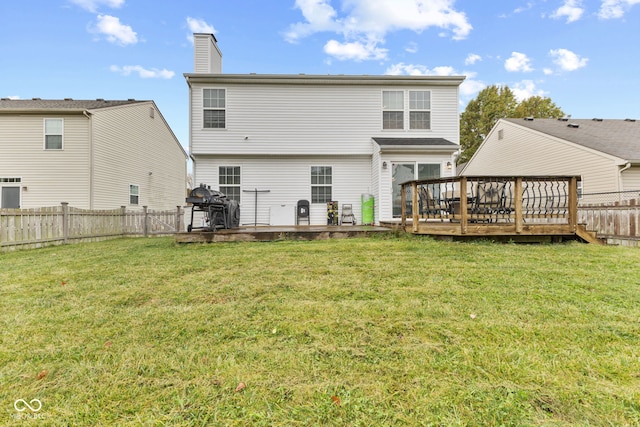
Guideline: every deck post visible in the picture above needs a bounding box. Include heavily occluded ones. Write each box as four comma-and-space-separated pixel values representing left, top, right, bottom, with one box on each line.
515, 177, 523, 233
460, 177, 468, 234
401, 183, 407, 228
569, 176, 578, 232
412, 181, 419, 233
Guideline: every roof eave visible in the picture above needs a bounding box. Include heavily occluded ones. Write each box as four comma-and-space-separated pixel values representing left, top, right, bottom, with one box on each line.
184, 73, 466, 86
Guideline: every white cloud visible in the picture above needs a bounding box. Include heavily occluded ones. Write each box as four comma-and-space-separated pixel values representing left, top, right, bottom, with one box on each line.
598, 0, 640, 18
459, 74, 486, 98
110, 65, 175, 79
385, 62, 457, 76
324, 39, 387, 61
405, 42, 418, 53
69, 0, 124, 13
465, 53, 482, 65
92, 14, 137, 45
543, 68, 554, 75
551, 0, 585, 22
511, 80, 547, 101
549, 48, 588, 71
505, 52, 533, 72
285, 0, 472, 61
186, 17, 215, 33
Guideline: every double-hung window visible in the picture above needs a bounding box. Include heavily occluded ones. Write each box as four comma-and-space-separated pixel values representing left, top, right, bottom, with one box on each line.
409, 91, 431, 130
311, 166, 332, 203
44, 118, 63, 149
203, 88, 226, 129
382, 91, 404, 130
129, 184, 139, 205
219, 166, 241, 202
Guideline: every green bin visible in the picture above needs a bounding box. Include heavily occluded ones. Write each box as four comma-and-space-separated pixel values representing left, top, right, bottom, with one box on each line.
361, 193, 374, 225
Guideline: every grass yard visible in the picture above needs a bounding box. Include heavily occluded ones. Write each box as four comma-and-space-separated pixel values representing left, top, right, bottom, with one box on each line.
1, 236, 639, 426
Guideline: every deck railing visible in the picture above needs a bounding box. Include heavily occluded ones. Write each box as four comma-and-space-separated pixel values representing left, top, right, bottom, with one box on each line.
401, 176, 580, 235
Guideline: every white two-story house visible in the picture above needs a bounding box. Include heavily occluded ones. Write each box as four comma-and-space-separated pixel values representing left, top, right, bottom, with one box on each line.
185, 34, 464, 225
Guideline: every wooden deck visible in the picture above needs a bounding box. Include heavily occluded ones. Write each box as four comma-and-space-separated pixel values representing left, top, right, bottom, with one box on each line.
399, 176, 603, 244
175, 225, 393, 243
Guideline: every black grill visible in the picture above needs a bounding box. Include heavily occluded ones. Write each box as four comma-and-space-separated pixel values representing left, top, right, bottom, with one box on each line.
186, 184, 240, 232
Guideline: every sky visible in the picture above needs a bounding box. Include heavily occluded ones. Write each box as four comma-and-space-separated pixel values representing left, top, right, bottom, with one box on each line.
1, 0, 639, 155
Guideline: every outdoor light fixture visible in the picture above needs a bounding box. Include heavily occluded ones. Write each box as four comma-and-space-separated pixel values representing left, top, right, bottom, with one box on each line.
382, 161, 388, 169
446, 161, 452, 170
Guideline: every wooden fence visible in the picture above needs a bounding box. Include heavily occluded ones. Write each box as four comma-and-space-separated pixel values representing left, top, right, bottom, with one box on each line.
578, 198, 640, 247
1, 203, 185, 251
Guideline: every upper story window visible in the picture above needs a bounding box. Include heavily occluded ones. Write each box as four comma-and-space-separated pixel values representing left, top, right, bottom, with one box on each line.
44, 118, 63, 150
219, 166, 241, 202
382, 90, 431, 131
409, 91, 431, 130
382, 91, 404, 130
203, 88, 226, 129
129, 184, 139, 205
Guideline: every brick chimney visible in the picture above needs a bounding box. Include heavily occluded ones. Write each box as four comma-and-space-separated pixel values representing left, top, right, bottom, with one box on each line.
193, 33, 222, 74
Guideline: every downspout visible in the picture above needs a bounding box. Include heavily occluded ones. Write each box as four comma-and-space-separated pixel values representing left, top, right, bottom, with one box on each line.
83, 110, 94, 209
619, 161, 631, 192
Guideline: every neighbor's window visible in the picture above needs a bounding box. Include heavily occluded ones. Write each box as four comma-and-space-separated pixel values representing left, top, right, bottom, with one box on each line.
382, 91, 404, 130
311, 166, 332, 203
203, 88, 226, 129
44, 118, 63, 150
219, 166, 241, 202
409, 91, 431, 130
129, 184, 139, 205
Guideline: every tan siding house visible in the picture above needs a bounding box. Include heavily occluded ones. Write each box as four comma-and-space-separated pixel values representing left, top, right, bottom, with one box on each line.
0, 99, 187, 210
186, 33, 465, 224
461, 118, 640, 203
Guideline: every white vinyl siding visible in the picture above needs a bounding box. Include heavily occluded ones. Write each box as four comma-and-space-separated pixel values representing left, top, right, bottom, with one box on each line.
190, 84, 460, 157
194, 156, 371, 225
91, 102, 187, 210
0, 114, 90, 207
621, 167, 640, 191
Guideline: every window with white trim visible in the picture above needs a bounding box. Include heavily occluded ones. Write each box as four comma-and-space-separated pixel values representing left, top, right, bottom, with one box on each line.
409, 91, 431, 130
311, 166, 332, 203
44, 118, 63, 150
382, 91, 404, 130
219, 166, 241, 202
203, 88, 226, 129
129, 184, 139, 205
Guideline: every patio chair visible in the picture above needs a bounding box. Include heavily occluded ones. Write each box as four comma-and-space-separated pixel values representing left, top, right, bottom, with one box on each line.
340, 203, 356, 225
419, 186, 447, 220
296, 199, 310, 225
471, 181, 506, 222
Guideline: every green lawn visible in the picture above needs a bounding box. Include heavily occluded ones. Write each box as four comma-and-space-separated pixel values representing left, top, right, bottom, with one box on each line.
1, 236, 639, 426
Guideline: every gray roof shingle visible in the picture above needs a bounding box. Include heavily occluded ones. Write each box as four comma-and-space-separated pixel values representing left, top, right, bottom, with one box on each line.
0, 98, 147, 111
505, 118, 640, 161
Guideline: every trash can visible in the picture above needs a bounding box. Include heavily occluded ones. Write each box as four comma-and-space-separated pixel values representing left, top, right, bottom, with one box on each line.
361, 193, 374, 225
327, 201, 338, 225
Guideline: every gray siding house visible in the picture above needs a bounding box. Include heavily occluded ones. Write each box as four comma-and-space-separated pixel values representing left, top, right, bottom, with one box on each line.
461, 118, 640, 203
186, 34, 465, 225
0, 99, 187, 210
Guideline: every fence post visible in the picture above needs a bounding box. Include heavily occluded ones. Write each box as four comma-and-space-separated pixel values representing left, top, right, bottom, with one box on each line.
61, 202, 69, 244
143, 206, 149, 237
176, 206, 183, 232
412, 181, 419, 233
120, 206, 126, 236
460, 177, 468, 234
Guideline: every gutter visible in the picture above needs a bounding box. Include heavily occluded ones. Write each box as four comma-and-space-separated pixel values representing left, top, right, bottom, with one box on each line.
83, 110, 94, 209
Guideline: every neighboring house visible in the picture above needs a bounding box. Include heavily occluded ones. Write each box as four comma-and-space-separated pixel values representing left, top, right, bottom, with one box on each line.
185, 34, 464, 225
460, 117, 640, 203
0, 99, 188, 210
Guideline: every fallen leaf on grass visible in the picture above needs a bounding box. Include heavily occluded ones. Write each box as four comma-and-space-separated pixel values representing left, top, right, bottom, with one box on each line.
104, 341, 113, 348
331, 395, 341, 406
37, 370, 47, 380
61, 281, 66, 286
235, 382, 246, 392
470, 313, 477, 319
